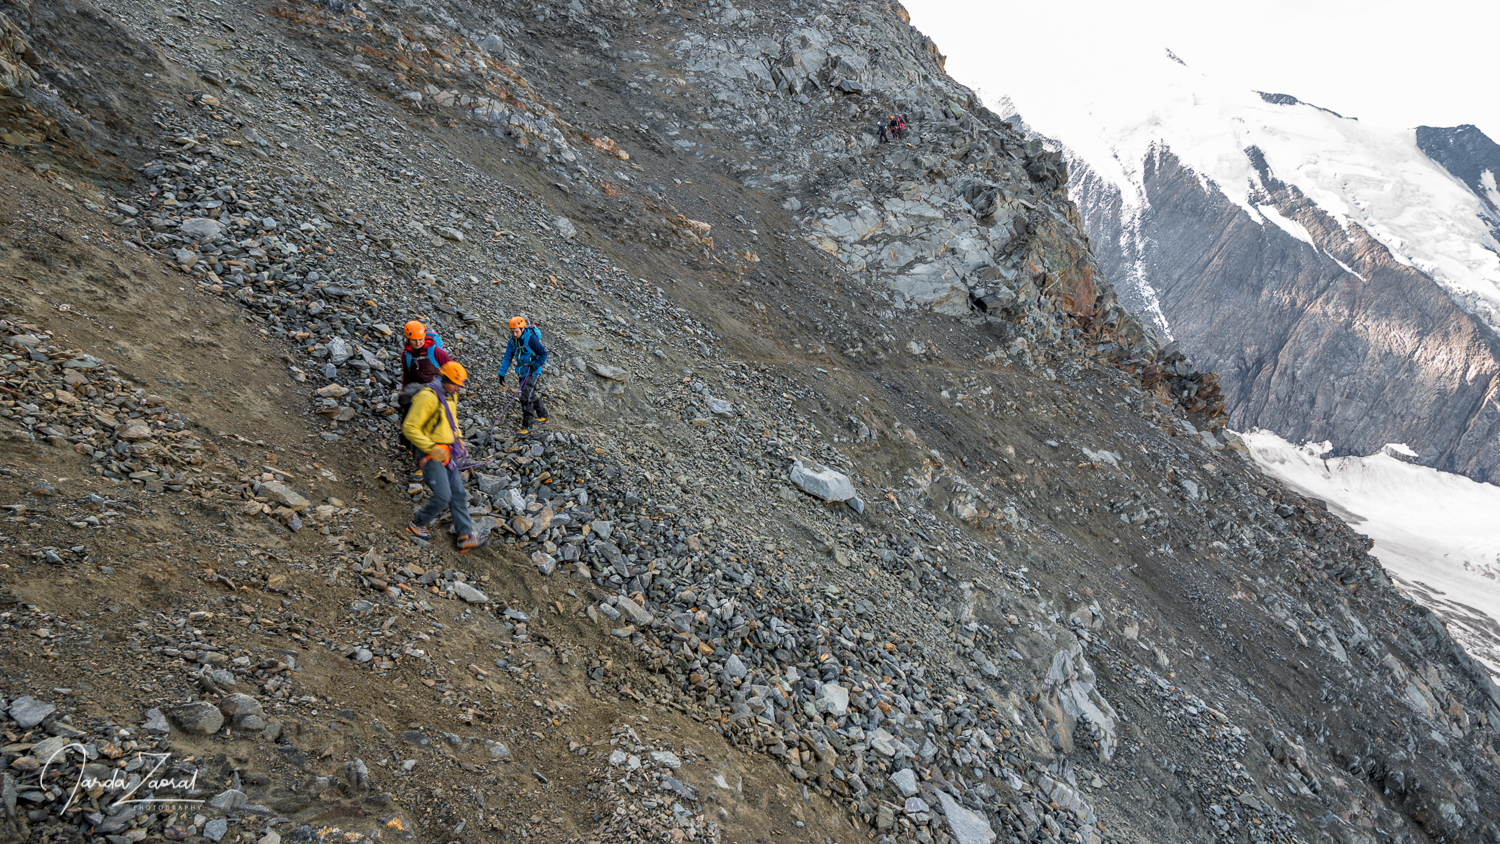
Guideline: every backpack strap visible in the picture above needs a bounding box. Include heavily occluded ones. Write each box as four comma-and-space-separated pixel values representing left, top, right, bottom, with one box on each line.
427, 381, 467, 461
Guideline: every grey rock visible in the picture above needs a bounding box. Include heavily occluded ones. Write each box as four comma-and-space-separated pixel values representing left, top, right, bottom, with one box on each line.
587, 361, 628, 381
478, 34, 507, 56
590, 519, 613, 540
790, 457, 856, 502
892, 767, 919, 797
141, 708, 171, 735
475, 473, 506, 497
9, 696, 55, 729
179, 218, 225, 242
327, 337, 351, 365
532, 552, 557, 575
217, 693, 264, 728
615, 595, 652, 625
259, 481, 310, 511
553, 216, 577, 239
724, 654, 748, 679
449, 581, 489, 604
208, 789, 246, 810
30, 736, 70, 764
503, 489, 526, 513
648, 750, 682, 769
170, 701, 225, 735
204, 818, 228, 841
816, 682, 849, 716
937, 790, 996, 844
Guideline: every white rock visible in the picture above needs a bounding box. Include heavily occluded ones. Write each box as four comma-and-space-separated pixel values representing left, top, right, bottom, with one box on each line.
937, 790, 996, 844
790, 457, 856, 502
891, 767, 919, 797
816, 682, 849, 716
503, 489, 526, 513
648, 750, 681, 769
327, 337, 351, 365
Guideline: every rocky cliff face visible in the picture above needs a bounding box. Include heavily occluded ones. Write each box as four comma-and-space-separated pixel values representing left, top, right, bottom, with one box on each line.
0, 1, 1498, 844
1069, 146, 1500, 482
1417, 124, 1500, 238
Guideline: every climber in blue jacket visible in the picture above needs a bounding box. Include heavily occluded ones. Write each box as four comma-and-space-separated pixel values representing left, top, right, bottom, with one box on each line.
498, 315, 549, 435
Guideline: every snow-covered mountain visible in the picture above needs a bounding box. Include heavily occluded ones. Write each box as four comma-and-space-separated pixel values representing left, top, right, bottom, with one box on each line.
1002, 51, 1500, 484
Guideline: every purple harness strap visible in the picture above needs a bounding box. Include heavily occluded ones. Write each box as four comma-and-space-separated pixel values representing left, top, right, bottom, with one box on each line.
424, 381, 469, 475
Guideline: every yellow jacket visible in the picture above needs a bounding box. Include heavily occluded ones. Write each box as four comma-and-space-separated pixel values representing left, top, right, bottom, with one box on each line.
402, 387, 462, 455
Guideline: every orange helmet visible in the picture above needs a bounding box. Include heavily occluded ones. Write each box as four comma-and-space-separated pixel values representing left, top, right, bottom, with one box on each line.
404, 320, 426, 342
508, 316, 528, 331
440, 361, 467, 386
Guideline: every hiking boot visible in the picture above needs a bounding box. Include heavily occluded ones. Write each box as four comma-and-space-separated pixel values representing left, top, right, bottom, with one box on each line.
517, 427, 530, 436
457, 533, 488, 553
406, 521, 432, 540
536, 416, 547, 424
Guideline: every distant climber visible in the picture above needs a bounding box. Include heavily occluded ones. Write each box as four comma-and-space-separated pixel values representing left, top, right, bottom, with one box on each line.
876, 121, 889, 144
887, 115, 902, 141
498, 316, 549, 435
402, 361, 486, 552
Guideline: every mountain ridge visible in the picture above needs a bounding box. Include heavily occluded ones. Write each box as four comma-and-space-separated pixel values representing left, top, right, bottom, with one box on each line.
1006, 55, 1500, 484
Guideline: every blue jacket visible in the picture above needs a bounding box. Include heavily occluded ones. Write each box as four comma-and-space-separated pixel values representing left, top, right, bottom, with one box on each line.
499, 327, 548, 378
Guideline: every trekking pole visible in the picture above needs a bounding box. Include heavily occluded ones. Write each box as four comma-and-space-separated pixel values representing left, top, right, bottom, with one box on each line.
485, 373, 532, 456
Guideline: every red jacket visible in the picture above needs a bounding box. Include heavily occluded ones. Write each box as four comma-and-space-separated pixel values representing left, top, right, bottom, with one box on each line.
401, 338, 453, 388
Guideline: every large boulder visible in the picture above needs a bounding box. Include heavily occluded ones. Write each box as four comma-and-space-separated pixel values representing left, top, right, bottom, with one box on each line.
790, 458, 856, 502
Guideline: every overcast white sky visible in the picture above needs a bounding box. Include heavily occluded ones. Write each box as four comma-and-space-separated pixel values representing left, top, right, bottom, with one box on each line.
903, 0, 1500, 142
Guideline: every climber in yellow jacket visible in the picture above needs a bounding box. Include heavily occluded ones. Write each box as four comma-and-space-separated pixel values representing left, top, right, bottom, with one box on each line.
401, 361, 485, 552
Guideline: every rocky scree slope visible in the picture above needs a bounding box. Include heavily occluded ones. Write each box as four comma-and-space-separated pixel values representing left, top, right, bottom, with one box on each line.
1, 0, 1499, 843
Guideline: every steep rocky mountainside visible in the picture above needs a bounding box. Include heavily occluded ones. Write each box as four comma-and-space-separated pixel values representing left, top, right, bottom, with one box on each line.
1, 2, 1498, 844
